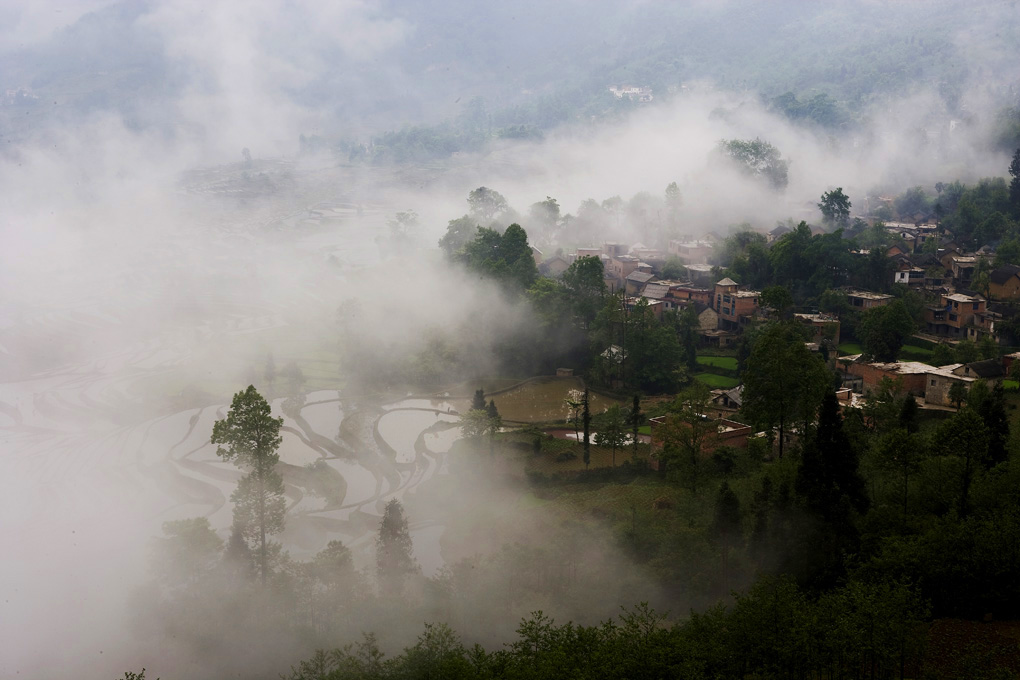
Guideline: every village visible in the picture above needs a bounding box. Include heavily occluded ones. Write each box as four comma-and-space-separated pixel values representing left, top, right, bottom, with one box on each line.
526, 211, 1020, 455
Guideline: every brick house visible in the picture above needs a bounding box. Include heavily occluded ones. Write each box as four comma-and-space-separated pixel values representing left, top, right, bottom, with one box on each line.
713, 278, 760, 331
841, 356, 931, 396
794, 313, 841, 345
989, 265, 1020, 300
845, 289, 893, 310
648, 414, 752, 470
925, 293, 987, 337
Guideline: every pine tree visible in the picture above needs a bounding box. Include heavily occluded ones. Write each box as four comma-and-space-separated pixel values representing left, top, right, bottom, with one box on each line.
977, 382, 1009, 468
211, 385, 285, 586
795, 390, 868, 586
376, 499, 419, 596
471, 388, 486, 411
712, 481, 742, 545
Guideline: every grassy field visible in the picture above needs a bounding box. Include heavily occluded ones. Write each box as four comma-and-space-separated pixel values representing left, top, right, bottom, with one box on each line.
696, 355, 738, 370
695, 372, 740, 388
838, 342, 863, 356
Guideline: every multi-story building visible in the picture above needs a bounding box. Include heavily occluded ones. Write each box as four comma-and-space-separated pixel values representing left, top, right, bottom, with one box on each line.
713, 278, 760, 331
925, 293, 986, 337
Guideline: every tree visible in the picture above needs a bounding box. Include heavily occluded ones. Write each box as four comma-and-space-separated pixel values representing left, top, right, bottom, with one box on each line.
934, 408, 988, 516
376, 499, 419, 595
660, 256, 688, 280
759, 285, 794, 318
657, 382, 715, 492
818, 187, 851, 229
439, 215, 478, 257
564, 390, 583, 442
461, 223, 538, 294
931, 343, 955, 366
582, 388, 591, 470
467, 186, 508, 223
264, 352, 276, 390
974, 382, 1009, 467
875, 428, 924, 526
529, 196, 561, 228
948, 380, 968, 409
859, 300, 915, 362
712, 481, 742, 545
1009, 148, 1020, 217
594, 404, 628, 467
718, 137, 789, 191
741, 322, 831, 458
629, 394, 644, 460
796, 390, 868, 584
211, 385, 285, 586
562, 256, 607, 330
152, 517, 224, 592
674, 306, 700, 373
471, 388, 486, 411
486, 399, 503, 453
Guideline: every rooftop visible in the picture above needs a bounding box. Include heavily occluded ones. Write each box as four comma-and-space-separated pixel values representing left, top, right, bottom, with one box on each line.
716, 277, 738, 286
845, 289, 894, 300
626, 271, 656, 283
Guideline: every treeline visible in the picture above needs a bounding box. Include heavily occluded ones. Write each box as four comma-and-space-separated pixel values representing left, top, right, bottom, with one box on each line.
286, 577, 929, 680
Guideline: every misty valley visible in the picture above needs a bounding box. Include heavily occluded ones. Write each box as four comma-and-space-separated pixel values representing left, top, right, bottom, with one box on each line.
4, 2, 1020, 679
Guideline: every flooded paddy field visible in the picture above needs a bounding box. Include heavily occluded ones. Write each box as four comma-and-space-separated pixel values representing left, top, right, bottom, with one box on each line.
454, 377, 623, 423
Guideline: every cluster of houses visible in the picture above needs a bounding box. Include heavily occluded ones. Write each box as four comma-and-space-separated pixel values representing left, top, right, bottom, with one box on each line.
538, 222, 1020, 461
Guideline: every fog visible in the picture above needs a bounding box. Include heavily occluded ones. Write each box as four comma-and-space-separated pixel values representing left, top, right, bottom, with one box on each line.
2, 1, 1018, 678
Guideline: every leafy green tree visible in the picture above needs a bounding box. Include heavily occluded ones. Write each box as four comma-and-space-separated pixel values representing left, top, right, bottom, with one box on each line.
759, 285, 794, 317
211, 385, 285, 586
629, 393, 644, 460
818, 187, 851, 229
594, 404, 628, 467
467, 186, 508, 222
461, 224, 538, 294
718, 137, 789, 190
859, 299, 915, 361
657, 382, 715, 492
948, 380, 968, 409
376, 499, 419, 596
741, 322, 831, 458
561, 256, 606, 329
529, 196, 560, 227
954, 338, 979, 364
895, 186, 930, 218
934, 407, 988, 516
151, 517, 224, 592
712, 481, 742, 545
660, 256, 688, 280
439, 215, 478, 256
875, 428, 925, 526
931, 342, 955, 366
674, 305, 700, 373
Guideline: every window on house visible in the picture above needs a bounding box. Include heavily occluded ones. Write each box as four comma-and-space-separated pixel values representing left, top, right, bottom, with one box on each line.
949, 314, 957, 321
931, 380, 936, 386
973, 302, 979, 310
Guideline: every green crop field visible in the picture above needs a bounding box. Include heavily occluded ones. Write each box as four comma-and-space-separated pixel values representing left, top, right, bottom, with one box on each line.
695, 372, 740, 388
696, 355, 738, 370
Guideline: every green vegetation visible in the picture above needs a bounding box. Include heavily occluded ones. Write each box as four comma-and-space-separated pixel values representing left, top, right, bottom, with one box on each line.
695, 355, 737, 370
694, 372, 739, 388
